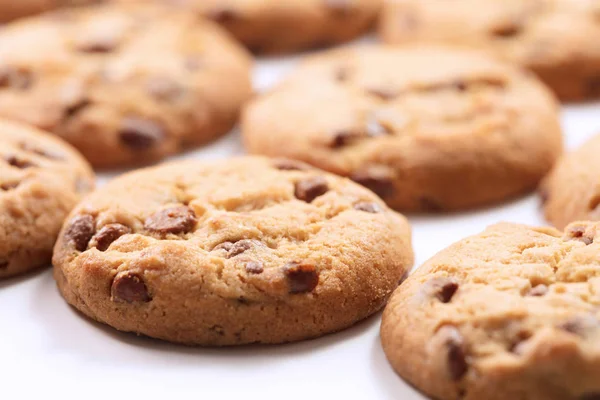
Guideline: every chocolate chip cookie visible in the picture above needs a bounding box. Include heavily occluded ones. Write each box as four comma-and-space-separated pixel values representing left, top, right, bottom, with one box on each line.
53, 156, 413, 345
380, 0, 600, 101
0, 0, 101, 23
0, 120, 94, 279
160, 0, 381, 54
540, 134, 600, 229
0, 3, 252, 168
242, 46, 563, 212
381, 222, 600, 400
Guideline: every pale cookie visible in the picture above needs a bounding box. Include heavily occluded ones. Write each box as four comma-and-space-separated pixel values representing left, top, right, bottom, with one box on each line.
0, 119, 94, 279
541, 134, 600, 230
0, 3, 252, 168
381, 222, 600, 400
155, 0, 382, 54
53, 156, 413, 345
242, 46, 563, 212
380, 0, 600, 101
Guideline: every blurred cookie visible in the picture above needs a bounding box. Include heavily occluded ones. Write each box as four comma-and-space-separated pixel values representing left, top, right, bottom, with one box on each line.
0, 0, 100, 23
541, 134, 600, 229
380, 0, 600, 101
0, 120, 94, 279
53, 156, 413, 345
0, 3, 252, 168
149, 0, 381, 53
382, 222, 600, 400
242, 46, 563, 212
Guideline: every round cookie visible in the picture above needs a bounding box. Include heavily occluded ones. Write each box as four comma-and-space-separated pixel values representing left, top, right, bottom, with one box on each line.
53, 156, 413, 345
379, 0, 600, 101
541, 134, 600, 230
0, 3, 252, 168
242, 46, 563, 212
381, 222, 600, 400
0, 119, 94, 279
154, 0, 382, 54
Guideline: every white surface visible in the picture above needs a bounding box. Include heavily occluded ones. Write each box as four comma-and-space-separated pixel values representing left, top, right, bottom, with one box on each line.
2, 48, 600, 400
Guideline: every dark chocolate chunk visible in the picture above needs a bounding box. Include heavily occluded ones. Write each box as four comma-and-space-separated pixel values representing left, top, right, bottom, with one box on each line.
92, 223, 131, 251
111, 272, 151, 303
65, 214, 95, 252
118, 117, 165, 150
283, 261, 319, 294
144, 206, 197, 235
295, 177, 329, 203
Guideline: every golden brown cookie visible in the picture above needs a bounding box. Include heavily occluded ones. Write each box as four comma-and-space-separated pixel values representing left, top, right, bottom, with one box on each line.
53, 156, 413, 345
0, 0, 100, 23
379, 0, 600, 101
0, 3, 252, 168
152, 0, 382, 54
242, 46, 563, 212
541, 134, 600, 229
381, 222, 600, 400
0, 119, 94, 279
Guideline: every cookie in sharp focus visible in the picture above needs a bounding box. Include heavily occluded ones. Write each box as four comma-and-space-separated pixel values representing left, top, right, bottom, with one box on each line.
381, 222, 600, 400
0, 3, 252, 168
379, 0, 600, 101
158, 0, 382, 54
52, 156, 413, 345
0, 119, 94, 279
541, 134, 600, 230
242, 45, 563, 212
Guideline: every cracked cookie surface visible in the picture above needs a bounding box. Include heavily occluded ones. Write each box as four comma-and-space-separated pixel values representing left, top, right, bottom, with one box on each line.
135, 0, 381, 54
381, 222, 600, 400
53, 156, 413, 345
379, 0, 600, 101
0, 120, 94, 279
0, 3, 252, 168
541, 134, 600, 229
242, 46, 563, 212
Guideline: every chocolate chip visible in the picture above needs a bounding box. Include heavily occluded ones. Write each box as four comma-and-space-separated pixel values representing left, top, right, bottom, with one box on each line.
5, 155, 35, 169
558, 316, 599, 337
0, 181, 19, 191
437, 326, 468, 381
245, 261, 264, 274
334, 66, 350, 82
350, 166, 395, 198
330, 130, 362, 148
580, 393, 600, 400
64, 98, 91, 120
144, 206, 197, 235
0, 67, 33, 90
273, 158, 311, 171
213, 241, 234, 253
65, 214, 95, 252
111, 272, 151, 303
228, 239, 257, 258
76, 36, 118, 53
491, 22, 523, 38
206, 7, 238, 23
566, 225, 594, 245
366, 88, 398, 101
527, 284, 548, 297
91, 223, 131, 251
283, 261, 319, 294
295, 176, 329, 203
119, 117, 165, 150
426, 278, 459, 303
146, 76, 184, 101
354, 202, 383, 213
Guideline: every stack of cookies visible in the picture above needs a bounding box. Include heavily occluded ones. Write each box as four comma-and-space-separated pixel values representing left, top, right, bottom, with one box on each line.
2, 1, 600, 399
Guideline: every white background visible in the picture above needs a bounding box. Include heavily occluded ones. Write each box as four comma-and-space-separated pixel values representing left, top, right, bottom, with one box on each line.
2, 41, 600, 399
